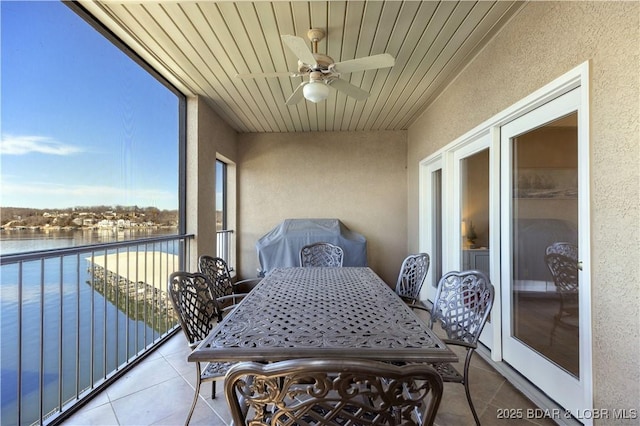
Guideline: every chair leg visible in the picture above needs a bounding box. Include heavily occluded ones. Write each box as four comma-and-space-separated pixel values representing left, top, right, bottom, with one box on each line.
463, 351, 481, 426
185, 363, 202, 426
211, 380, 216, 399
464, 380, 481, 425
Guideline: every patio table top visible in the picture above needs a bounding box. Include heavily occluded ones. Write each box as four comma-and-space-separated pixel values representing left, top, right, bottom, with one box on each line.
188, 267, 457, 364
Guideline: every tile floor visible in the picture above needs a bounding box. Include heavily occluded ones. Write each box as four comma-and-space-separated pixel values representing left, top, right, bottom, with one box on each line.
63, 330, 558, 426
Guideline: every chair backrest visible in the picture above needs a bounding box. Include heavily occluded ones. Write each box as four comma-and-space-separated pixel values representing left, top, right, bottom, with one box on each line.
299, 242, 344, 267
395, 253, 430, 303
545, 242, 578, 261
198, 255, 233, 299
545, 254, 579, 295
545, 242, 578, 294
225, 358, 443, 426
429, 270, 494, 345
168, 271, 222, 346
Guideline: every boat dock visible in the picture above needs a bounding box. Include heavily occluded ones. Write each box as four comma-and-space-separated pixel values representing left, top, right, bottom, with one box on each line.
87, 251, 182, 325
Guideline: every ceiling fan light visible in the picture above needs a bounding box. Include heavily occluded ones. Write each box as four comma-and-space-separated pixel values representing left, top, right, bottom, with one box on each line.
303, 81, 330, 103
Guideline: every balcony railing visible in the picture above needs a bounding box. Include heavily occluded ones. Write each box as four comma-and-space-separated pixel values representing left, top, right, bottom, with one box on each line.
216, 229, 234, 271
0, 234, 193, 426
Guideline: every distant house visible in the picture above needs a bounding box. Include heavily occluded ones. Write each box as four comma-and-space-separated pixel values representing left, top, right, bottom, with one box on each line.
73, 218, 94, 227
116, 219, 131, 229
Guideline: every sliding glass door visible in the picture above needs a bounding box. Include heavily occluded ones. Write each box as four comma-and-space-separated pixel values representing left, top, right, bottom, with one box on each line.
500, 87, 588, 413
420, 158, 444, 302
419, 65, 591, 420
452, 133, 497, 348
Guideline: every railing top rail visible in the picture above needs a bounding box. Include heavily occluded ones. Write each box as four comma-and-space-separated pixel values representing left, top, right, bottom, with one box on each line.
0, 233, 194, 265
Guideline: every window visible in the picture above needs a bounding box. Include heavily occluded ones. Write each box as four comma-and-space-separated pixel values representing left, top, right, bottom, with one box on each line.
216, 159, 227, 231
1, 1, 184, 252
1, 4, 186, 424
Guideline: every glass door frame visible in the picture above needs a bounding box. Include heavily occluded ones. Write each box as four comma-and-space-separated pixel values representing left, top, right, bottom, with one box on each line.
450, 131, 501, 352
420, 129, 501, 353
500, 85, 592, 417
418, 156, 445, 303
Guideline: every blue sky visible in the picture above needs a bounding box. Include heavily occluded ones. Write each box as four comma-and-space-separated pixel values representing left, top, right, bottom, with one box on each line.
1, 1, 180, 210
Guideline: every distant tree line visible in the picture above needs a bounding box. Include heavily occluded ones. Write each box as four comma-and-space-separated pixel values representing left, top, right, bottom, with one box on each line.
1, 206, 178, 228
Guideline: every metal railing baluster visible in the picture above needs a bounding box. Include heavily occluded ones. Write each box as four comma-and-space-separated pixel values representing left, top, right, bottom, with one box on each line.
39, 258, 45, 423
125, 245, 130, 362
216, 229, 234, 270
114, 248, 119, 371
1, 234, 194, 425
58, 256, 64, 414
75, 252, 81, 400
17, 262, 23, 426
143, 244, 148, 349
102, 247, 107, 380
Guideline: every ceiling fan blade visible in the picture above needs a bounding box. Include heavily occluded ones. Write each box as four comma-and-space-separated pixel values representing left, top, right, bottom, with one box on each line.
281, 35, 317, 66
328, 78, 370, 101
332, 53, 395, 74
236, 71, 302, 79
285, 82, 307, 105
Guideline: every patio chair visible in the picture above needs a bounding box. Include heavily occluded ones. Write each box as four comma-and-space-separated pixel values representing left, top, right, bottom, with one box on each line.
409, 270, 494, 426
198, 255, 261, 313
395, 253, 430, 304
167, 271, 234, 425
544, 242, 579, 342
299, 242, 344, 267
225, 358, 444, 425
545, 241, 578, 261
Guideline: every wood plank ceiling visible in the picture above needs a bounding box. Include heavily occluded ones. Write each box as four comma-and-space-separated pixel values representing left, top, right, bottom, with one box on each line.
79, 1, 523, 133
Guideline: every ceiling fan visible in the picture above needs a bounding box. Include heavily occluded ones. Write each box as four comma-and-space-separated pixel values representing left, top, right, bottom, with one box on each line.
236, 28, 395, 105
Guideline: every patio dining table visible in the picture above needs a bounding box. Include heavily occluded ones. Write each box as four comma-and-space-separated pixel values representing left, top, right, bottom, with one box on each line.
188, 267, 457, 364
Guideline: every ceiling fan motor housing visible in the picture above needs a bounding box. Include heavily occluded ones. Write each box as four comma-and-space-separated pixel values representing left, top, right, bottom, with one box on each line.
298, 53, 334, 74
308, 71, 325, 83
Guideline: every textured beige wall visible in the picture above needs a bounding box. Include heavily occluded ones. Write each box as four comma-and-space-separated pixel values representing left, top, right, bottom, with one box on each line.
236, 130, 407, 285
407, 1, 639, 416
186, 97, 238, 270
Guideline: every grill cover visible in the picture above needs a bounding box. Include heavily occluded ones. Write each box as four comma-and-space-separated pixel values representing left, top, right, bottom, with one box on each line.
256, 219, 367, 275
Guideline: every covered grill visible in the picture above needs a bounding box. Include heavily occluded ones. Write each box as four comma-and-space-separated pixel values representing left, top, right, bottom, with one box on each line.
256, 219, 367, 275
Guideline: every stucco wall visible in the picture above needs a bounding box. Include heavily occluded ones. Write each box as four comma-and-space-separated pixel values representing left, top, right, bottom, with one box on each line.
186, 96, 238, 270
407, 1, 639, 417
236, 130, 407, 285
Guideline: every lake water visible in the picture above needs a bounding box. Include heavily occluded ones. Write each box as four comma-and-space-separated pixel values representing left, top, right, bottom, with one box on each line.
0, 227, 177, 256
1, 229, 180, 425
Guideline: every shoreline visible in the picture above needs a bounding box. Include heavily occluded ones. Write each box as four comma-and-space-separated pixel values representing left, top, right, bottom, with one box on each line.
0, 224, 178, 232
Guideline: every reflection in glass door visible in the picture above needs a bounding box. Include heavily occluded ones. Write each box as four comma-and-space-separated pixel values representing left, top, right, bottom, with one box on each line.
460, 149, 490, 277
431, 168, 443, 289
511, 112, 579, 377
501, 85, 588, 414
454, 138, 494, 348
